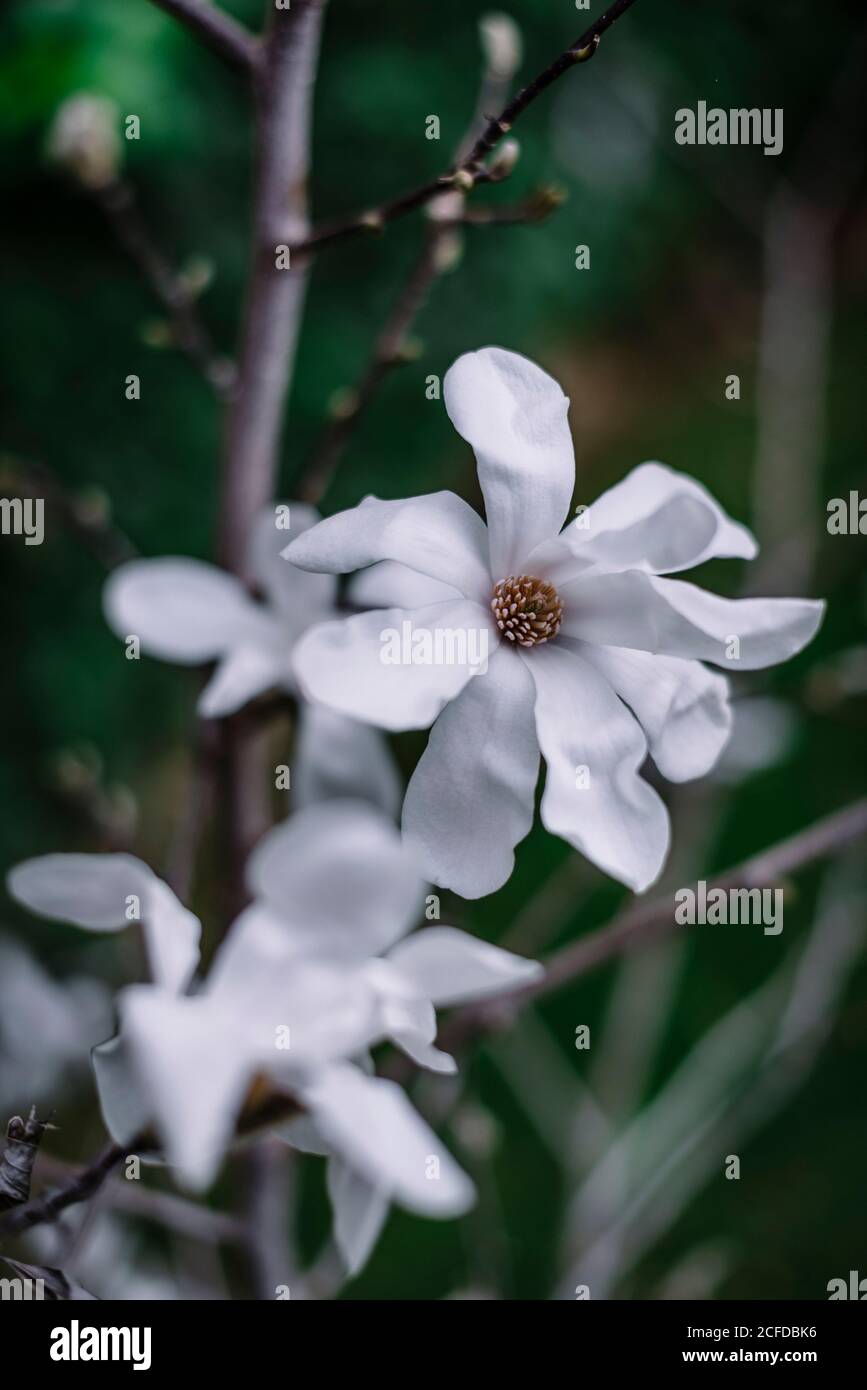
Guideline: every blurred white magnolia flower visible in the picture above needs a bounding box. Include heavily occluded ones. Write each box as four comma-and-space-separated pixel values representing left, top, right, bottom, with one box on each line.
102, 503, 399, 813
285, 347, 825, 898
6, 802, 538, 1260
0, 937, 111, 1113
231, 799, 542, 1076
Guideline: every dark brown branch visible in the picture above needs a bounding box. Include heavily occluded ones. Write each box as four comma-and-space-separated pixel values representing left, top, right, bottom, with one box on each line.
0, 1139, 132, 1237
295, 29, 544, 504
435, 798, 867, 1055
97, 179, 236, 400
290, 0, 640, 259
147, 0, 260, 73
297, 229, 445, 504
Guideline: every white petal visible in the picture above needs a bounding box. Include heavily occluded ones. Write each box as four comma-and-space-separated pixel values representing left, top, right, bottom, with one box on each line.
278, 1115, 331, 1156
443, 347, 574, 577
388, 927, 543, 1007
347, 560, 461, 610
119, 987, 252, 1191
293, 702, 401, 818
578, 644, 732, 782
7, 853, 200, 992
283, 491, 491, 604
8, 852, 152, 930
537, 462, 757, 582
208, 918, 387, 1065
247, 503, 338, 624
367, 971, 458, 1075
245, 800, 424, 960
562, 571, 825, 670
527, 642, 670, 892
402, 643, 539, 898
141, 878, 203, 995
103, 558, 264, 663
92, 1034, 153, 1148
198, 640, 285, 718
292, 600, 493, 732
302, 1063, 476, 1216
326, 1158, 390, 1277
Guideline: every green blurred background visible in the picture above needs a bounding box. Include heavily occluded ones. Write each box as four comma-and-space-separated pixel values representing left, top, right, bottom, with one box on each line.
1, 0, 866, 1299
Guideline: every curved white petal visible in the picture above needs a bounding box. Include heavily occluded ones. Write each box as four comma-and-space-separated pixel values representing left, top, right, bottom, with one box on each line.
248, 503, 338, 625
8, 852, 153, 930
302, 1063, 476, 1217
365, 968, 458, 1075
7, 853, 200, 992
245, 800, 425, 960
119, 987, 252, 1191
326, 1158, 390, 1277
527, 642, 670, 892
103, 558, 264, 663
347, 560, 461, 610
578, 644, 733, 782
198, 640, 286, 718
283, 492, 491, 603
92, 1034, 154, 1149
562, 571, 825, 670
402, 643, 539, 898
443, 347, 574, 578
293, 703, 401, 818
292, 600, 493, 732
388, 927, 543, 1007
278, 1114, 331, 1156
537, 462, 757, 583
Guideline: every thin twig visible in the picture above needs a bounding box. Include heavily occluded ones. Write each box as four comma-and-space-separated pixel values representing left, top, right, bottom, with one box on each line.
97, 179, 236, 400
289, 0, 641, 259
297, 229, 445, 504
434, 798, 867, 1054
147, 0, 260, 73
0, 456, 137, 570
296, 24, 539, 503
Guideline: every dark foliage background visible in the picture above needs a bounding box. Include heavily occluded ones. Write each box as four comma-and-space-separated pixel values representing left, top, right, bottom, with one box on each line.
1, 0, 865, 1299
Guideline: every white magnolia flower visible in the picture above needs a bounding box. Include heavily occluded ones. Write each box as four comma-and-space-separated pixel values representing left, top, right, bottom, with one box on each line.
285, 347, 825, 898
0, 936, 111, 1113
232, 799, 543, 1075
102, 503, 399, 814
6, 803, 538, 1256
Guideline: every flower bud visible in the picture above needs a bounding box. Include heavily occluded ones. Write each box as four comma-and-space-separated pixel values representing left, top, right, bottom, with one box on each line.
47, 94, 121, 190
487, 137, 520, 181
478, 13, 523, 81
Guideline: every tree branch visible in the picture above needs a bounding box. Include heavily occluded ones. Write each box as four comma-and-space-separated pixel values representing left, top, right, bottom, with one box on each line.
0, 1140, 132, 1237
289, 0, 641, 259
147, 0, 260, 74
435, 799, 867, 1054
214, 1, 327, 919
218, 0, 326, 579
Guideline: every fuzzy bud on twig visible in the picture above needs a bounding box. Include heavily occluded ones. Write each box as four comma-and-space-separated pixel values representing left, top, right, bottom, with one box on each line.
47, 93, 121, 190
478, 12, 523, 81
